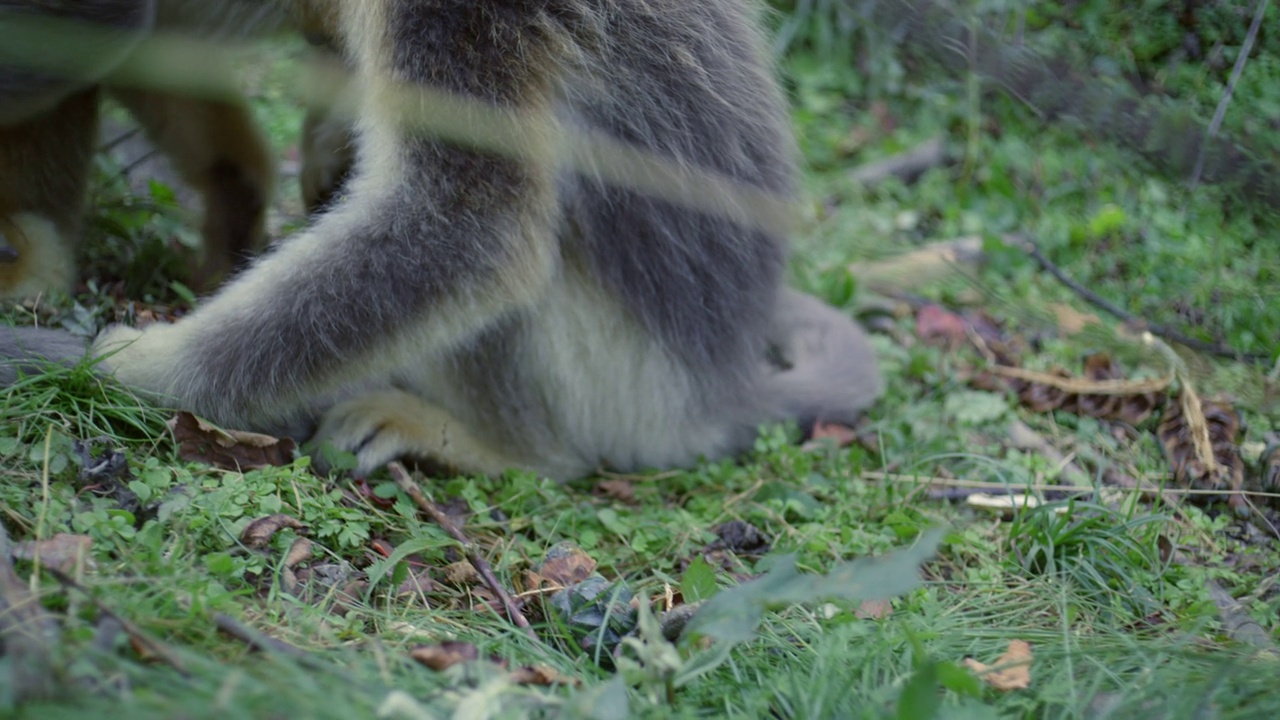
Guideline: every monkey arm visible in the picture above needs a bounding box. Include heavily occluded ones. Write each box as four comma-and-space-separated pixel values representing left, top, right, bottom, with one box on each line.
94, 1, 563, 430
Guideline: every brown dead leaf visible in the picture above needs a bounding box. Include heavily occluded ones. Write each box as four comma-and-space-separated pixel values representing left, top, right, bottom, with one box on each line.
410, 641, 480, 671
283, 538, 314, 569
595, 479, 637, 504
444, 561, 480, 586
526, 542, 597, 591
12, 534, 93, 574
964, 639, 1032, 691
1157, 387, 1244, 499
996, 354, 1167, 425
709, 520, 771, 556
916, 304, 969, 347
802, 421, 859, 451
239, 514, 307, 549
854, 599, 893, 620
168, 412, 296, 471
1047, 303, 1101, 335
510, 665, 581, 687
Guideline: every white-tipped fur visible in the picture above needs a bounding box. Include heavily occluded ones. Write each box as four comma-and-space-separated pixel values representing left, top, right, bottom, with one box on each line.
5, 0, 884, 481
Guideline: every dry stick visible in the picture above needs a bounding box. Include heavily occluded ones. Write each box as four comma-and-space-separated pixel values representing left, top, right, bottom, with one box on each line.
387, 462, 538, 642
43, 566, 189, 676
860, 471, 1280, 502
213, 612, 318, 663
1189, 0, 1270, 190
1016, 238, 1264, 362
849, 136, 948, 187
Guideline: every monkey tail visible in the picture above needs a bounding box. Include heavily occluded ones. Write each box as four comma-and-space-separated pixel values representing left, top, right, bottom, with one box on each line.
761, 288, 884, 433
0, 326, 91, 386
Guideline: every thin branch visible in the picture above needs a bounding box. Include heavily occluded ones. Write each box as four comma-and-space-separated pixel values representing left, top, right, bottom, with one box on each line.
387, 462, 538, 642
849, 136, 948, 186
1189, 0, 1270, 189
1017, 237, 1265, 362
213, 612, 319, 664
44, 566, 189, 676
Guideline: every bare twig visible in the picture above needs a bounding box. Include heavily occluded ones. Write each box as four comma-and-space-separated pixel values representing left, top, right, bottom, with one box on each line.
860, 471, 1280, 502
387, 462, 538, 642
213, 613, 318, 663
849, 136, 948, 186
1006, 419, 1093, 489
1189, 0, 1270, 189
1017, 238, 1265, 362
44, 566, 189, 676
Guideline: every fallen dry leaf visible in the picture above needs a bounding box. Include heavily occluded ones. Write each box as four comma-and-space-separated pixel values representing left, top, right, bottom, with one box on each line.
854, 599, 893, 620
916, 304, 969, 347
1157, 387, 1244, 501
964, 639, 1032, 690
239, 514, 307, 549
802, 421, 859, 451
709, 520, 771, 556
169, 412, 296, 471
410, 641, 480, 671
12, 534, 93, 574
995, 354, 1167, 425
1047, 302, 1101, 335
443, 561, 480, 586
283, 538, 314, 569
509, 665, 581, 687
595, 479, 637, 504
526, 542, 597, 591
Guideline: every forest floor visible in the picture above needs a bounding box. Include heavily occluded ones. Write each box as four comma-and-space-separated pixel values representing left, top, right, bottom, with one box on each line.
2, 4, 1279, 718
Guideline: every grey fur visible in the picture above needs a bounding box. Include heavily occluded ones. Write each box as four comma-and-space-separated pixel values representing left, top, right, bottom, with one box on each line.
2, 0, 884, 479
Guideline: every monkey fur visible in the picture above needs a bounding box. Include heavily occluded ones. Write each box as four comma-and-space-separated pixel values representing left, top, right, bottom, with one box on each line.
1, 0, 884, 480
0, 0, 282, 298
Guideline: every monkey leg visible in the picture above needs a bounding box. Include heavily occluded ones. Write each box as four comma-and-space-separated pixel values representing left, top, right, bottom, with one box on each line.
109, 87, 275, 292
311, 390, 532, 478
90, 1, 563, 433
0, 87, 101, 300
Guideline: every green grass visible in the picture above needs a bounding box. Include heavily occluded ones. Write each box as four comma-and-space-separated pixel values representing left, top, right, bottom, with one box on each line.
4, 3, 1280, 718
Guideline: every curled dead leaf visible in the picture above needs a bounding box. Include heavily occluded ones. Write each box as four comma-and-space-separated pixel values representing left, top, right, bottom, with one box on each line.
283, 538, 314, 569
444, 561, 480, 587
854, 599, 893, 620
239, 514, 307, 549
964, 639, 1032, 691
526, 542, 597, 591
595, 479, 637, 504
802, 421, 860, 451
1047, 303, 1101, 335
509, 665, 580, 687
915, 304, 968, 347
168, 412, 296, 471
995, 354, 1166, 425
12, 534, 94, 574
410, 641, 480, 671
1157, 388, 1243, 498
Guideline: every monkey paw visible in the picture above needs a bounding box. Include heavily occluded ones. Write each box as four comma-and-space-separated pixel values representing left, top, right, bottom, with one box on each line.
311, 391, 513, 477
